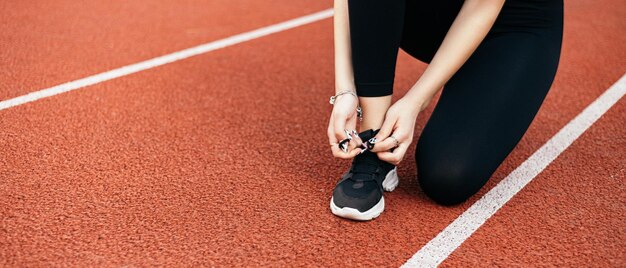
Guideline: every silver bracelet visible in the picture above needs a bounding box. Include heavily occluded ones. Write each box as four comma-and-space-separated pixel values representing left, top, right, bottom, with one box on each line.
329, 90, 357, 105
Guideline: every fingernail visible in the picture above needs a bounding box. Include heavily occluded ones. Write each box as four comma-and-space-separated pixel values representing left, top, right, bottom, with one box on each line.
367, 138, 376, 150
344, 129, 352, 140
352, 129, 359, 136
361, 143, 368, 150
359, 147, 367, 154
340, 143, 348, 153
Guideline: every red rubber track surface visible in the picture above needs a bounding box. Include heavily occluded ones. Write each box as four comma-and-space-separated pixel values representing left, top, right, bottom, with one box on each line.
0, 0, 329, 100
1, 0, 624, 266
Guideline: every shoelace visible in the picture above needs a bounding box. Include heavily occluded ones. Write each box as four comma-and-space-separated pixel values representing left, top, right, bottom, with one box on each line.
349, 152, 381, 182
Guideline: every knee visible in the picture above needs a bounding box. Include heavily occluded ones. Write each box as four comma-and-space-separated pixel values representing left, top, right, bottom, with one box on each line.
416, 162, 486, 206
400, 41, 434, 64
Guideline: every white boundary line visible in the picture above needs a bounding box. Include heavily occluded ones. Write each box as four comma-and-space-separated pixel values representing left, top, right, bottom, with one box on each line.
0, 9, 334, 111
402, 73, 626, 267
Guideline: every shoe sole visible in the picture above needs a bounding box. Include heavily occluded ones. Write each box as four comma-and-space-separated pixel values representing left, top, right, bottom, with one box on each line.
330, 167, 399, 221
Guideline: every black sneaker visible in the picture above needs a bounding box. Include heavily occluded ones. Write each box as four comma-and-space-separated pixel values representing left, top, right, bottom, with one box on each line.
330, 129, 399, 221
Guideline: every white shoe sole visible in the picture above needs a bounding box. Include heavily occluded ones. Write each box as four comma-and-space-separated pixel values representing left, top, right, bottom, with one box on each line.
330, 167, 399, 221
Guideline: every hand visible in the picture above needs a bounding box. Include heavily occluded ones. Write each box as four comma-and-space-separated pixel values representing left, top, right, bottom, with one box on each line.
327, 93, 364, 159
370, 97, 421, 165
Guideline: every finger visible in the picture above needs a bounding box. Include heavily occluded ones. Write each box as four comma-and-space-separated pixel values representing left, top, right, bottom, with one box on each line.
347, 133, 360, 151
330, 141, 363, 159
333, 134, 355, 156
377, 143, 408, 165
346, 114, 361, 151
338, 136, 351, 153
327, 114, 338, 144
347, 146, 363, 158
367, 116, 396, 152
330, 143, 349, 159
370, 135, 399, 152
333, 114, 349, 143
373, 114, 396, 142
350, 129, 364, 149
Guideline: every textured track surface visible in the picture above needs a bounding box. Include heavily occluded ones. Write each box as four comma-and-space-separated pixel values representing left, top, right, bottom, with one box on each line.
0, 0, 329, 100
1, 0, 624, 266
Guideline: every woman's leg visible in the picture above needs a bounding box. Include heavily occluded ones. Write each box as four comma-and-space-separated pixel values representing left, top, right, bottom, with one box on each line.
358, 97, 392, 131
413, 5, 564, 205
347, 0, 405, 131
330, 0, 407, 221
400, 0, 464, 64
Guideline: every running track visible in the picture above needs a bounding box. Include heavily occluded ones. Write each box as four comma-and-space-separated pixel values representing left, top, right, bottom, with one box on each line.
1, 0, 624, 266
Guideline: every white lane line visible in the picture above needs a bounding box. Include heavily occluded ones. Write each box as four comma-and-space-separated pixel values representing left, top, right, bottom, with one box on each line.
402, 73, 626, 268
0, 9, 334, 111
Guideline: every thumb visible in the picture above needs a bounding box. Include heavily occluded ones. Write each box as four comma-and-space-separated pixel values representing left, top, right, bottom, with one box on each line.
374, 114, 395, 142
333, 113, 349, 143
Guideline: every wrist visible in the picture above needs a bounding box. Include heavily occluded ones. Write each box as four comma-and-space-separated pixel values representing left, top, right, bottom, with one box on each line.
405, 86, 435, 112
333, 92, 357, 104
403, 93, 429, 114
335, 80, 356, 94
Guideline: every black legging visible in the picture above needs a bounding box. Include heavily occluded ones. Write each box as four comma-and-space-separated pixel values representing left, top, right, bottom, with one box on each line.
347, 0, 563, 205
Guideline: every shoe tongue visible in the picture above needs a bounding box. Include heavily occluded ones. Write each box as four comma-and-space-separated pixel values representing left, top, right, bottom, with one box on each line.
351, 151, 379, 180
350, 129, 384, 181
